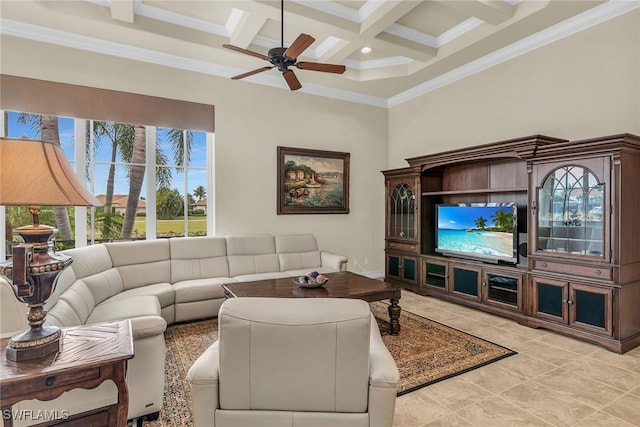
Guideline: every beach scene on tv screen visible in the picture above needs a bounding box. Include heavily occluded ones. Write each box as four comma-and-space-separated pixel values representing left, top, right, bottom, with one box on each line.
437, 205, 515, 259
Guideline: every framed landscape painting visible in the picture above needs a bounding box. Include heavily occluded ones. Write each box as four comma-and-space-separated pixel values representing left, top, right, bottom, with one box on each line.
277, 146, 350, 214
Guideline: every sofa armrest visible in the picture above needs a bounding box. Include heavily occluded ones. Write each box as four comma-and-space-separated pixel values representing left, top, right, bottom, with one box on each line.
368, 315, 399, 427
187, 341, 220, 426
368, 315, 399, 389
320, 251, 348, 272
130, 315, 167, 340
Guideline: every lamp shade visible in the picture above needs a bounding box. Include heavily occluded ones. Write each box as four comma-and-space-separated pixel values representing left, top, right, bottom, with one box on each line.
0, 137, 100, 206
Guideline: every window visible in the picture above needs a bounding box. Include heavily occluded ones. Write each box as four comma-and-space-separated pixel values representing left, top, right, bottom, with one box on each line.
1, 110, 214, 259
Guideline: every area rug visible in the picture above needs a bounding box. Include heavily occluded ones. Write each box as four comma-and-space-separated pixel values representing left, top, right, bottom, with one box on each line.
146, 302, 515, 426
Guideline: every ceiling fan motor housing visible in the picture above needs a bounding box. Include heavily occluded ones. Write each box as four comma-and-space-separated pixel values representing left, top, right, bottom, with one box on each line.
268, 47, 296, 71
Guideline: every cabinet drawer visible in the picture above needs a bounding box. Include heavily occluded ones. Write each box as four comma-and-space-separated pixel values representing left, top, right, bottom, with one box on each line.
2, 367, 101, 397
387, 242, 418, 252
534, 260, 611, 280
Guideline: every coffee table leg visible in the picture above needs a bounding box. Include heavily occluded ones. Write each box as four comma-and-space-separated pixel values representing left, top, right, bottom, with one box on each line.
388, 298, 401, 335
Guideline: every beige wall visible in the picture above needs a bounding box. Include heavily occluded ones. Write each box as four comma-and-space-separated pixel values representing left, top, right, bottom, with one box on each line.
0, 37, 388, 273
388, 10, 640, 168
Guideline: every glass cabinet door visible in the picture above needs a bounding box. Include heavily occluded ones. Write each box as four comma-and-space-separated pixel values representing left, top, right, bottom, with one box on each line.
388, 181, 416, 240
536, 165, 605, 258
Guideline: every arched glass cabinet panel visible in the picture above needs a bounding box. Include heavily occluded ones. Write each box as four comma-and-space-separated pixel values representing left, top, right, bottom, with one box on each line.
389, 182, 416, 239
536, 165, 605, 258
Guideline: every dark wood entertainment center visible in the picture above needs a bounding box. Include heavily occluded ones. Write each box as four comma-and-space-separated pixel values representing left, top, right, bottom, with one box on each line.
383, 133, 640, 353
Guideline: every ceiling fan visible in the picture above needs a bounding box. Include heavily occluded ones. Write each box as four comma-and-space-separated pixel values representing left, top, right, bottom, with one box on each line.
222, 0, 346, 91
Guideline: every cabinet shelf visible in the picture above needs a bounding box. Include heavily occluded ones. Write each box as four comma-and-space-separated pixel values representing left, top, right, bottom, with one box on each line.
427, 273, 447, 279
422, 187, 527, 196
490, 285, 518, 294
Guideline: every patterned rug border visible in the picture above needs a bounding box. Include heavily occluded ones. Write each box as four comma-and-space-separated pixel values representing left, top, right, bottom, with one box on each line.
389, 305, 517, 396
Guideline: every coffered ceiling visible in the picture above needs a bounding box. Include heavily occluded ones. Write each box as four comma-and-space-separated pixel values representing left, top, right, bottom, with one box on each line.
1, 1, 638, 107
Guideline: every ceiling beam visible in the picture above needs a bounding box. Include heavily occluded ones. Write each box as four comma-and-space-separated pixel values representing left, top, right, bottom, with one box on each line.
229, 11, 268, 48
323, 0, 425, 63
438, 0, 515, 25
109, 0, 135, 23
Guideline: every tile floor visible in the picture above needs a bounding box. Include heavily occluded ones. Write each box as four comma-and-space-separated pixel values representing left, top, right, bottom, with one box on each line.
393, 291, 640, 427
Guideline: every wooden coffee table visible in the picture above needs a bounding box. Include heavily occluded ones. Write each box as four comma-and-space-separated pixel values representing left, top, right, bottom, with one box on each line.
222, 271, 403, 335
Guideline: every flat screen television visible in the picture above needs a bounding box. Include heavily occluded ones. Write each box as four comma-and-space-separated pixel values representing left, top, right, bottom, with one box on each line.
436, 203, 518, 264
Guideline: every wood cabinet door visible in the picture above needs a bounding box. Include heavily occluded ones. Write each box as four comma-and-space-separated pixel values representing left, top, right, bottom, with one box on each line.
386, 253, 401, 280
569, 283, 613, 336
386, 178, 418, 242
401, 256, 418, 285
532, 157, 610, 263
531, 276, 569, 324
450, 263, 482, 301
482, 268, 523, 312
386, 253, 418, 285
422, 258, 448, 292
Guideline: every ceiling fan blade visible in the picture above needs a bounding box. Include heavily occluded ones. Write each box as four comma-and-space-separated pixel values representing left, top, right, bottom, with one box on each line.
283, 33, 315, 60
282, 70, 302, 91
223, 44, 269, 61
231, 66, 274, 80
297, 62, 346, 74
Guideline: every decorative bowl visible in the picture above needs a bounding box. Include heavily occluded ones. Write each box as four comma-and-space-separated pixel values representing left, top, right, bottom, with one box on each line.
292, 278, 328, 288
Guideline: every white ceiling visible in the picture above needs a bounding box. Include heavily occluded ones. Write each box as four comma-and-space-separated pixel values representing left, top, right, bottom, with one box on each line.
1, 0, 638, 107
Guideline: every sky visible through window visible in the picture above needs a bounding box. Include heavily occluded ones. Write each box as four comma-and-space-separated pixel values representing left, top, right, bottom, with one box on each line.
5, 111, 207, 198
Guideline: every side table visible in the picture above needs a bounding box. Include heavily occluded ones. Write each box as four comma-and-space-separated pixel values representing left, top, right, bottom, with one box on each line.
1, 321, 134, 427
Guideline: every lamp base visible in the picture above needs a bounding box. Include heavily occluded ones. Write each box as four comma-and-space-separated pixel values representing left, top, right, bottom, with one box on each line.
6, 326, 61, 361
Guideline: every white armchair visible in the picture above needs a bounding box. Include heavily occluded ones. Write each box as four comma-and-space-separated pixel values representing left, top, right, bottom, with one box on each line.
187, 297, 399, 427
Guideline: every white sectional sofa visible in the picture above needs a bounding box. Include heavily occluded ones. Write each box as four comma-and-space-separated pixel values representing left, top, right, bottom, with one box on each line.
0, 233, 347, 425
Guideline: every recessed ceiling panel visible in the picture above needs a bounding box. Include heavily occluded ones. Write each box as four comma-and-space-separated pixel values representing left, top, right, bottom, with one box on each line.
334, 0, 367, 11
396, 1, 469, 37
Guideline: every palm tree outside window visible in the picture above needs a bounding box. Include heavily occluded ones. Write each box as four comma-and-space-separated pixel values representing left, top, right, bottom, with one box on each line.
1, 110, 211, 256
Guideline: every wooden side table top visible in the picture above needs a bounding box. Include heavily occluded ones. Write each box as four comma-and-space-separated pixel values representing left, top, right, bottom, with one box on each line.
1, 321, 134, 426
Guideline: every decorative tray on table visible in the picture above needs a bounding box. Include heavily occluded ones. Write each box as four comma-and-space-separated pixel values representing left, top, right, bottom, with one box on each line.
292, 271, 328, 288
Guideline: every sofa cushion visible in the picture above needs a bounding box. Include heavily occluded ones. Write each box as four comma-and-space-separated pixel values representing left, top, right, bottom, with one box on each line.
275, 234, 319, 253
81, 268, 126, 306
233, 272, 290, 282
173, 278, 231, 303
226, 235, 280, 277
278, 252, 322, 272
108, 283, 175, 308
45, 299, 84, 328
275, 234, 322, 272
64, 244, 114, 279
170, 236, 229, 282
54, 280, 96, 325
49, 245, 120, 309
87, 295, 161, 324
227, 254, 281, 278
283, 267, 337, 277
106, 240, 171, 290
226, 234, 275, 255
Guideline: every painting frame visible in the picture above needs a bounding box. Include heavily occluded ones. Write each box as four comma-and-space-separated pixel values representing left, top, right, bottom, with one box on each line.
277, 146, 350, 215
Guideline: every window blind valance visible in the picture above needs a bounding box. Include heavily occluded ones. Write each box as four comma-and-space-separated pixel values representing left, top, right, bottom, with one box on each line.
0, 75, 214, 133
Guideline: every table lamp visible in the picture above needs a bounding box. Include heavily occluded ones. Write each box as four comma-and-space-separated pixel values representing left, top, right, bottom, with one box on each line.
0, 137, 101, 361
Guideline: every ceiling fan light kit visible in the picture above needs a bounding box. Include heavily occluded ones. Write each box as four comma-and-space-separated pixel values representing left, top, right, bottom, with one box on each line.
223, 0, 345, 91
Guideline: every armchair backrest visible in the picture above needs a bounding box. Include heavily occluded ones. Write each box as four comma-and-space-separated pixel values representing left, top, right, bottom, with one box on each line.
218, 298, 371, 413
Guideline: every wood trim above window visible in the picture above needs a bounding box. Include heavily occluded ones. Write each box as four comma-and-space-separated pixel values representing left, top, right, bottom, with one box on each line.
0, 75, 214, 132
